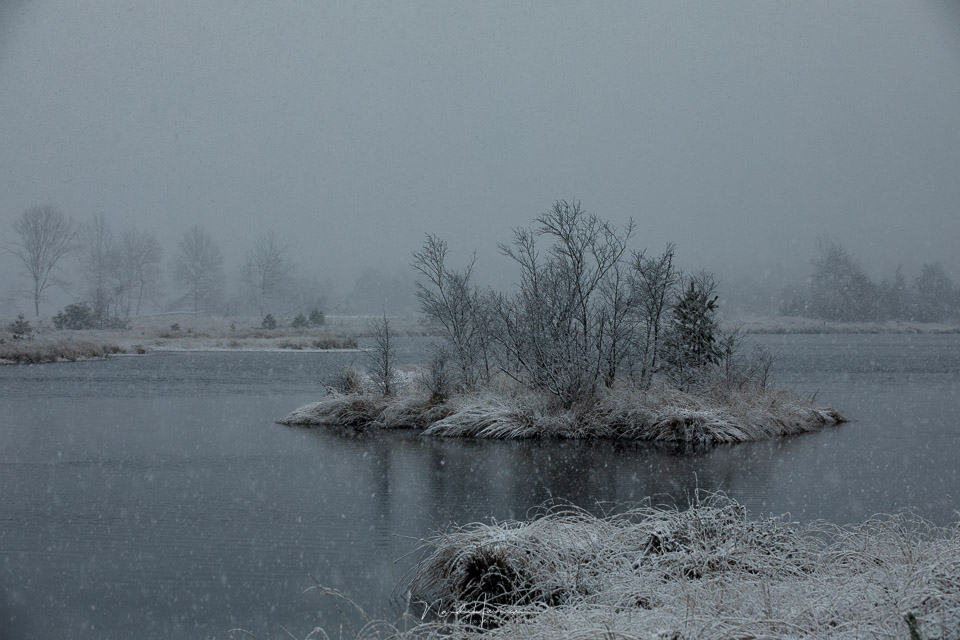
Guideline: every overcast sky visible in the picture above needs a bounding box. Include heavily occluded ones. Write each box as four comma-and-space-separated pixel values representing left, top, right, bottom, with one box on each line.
2, 1, 959, 312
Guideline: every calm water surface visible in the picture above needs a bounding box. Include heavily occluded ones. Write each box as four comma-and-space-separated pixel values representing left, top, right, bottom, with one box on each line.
1, 334, 958, 639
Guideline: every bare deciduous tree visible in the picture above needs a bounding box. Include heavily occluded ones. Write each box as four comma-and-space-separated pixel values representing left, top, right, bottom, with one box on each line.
412, 234, 490, 389
172, 225, 224, 312
496, 200, 634, 406
117, 228, 163, 316
367, 309, 396, 395
7, 205, 80, 316
630, 242, 679, 387
241, 231, 295, 318
79, 214, 115, 325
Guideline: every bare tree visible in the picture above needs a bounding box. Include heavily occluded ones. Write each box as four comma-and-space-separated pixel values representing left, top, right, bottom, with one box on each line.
117, 228, 163, 316
412, 234, 490, 389
629, 243, 679, 387
172, 225, 224, 312
6, 205, 80, 316
241, 230, 295, 318
79, 214, 116, 325
496, 200, 634, 407
367, 309, 396, 395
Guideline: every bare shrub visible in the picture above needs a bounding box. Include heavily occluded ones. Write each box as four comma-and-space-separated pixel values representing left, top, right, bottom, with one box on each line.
367, 311, 397, 395
324, 365, 367, 395
420, 345, 456, 402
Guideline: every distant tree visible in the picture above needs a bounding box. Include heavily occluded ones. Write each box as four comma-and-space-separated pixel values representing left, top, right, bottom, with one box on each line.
260, 313, 277, 330
6, 205, 80, 316
878, 264, 908, 324
913, 262, 955, 322
117, 227, 163, 316
777, 281, 809, 317
290, 313, 308, 328
309, 307, 325, 327
241, 231, 295, 318
172, 226, 224, 312
78, 214, 115, 326
809, 237, 876, 322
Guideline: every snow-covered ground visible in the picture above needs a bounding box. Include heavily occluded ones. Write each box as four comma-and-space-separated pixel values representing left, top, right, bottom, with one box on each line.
726, 313, 960, 334
0, 314, 439, 362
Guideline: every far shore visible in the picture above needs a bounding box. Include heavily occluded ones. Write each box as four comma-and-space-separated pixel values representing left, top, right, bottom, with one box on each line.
727, 313, 960, 334
0, 313, 413, 364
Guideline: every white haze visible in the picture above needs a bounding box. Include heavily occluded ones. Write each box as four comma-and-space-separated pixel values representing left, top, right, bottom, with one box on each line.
1, 1, 959, 314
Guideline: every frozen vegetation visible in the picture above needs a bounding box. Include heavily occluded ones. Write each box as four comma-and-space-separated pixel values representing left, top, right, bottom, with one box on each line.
281, 202, 845, 443
261, 496, 959, 640
390, 495, 960, 640
279, 370, 843, 445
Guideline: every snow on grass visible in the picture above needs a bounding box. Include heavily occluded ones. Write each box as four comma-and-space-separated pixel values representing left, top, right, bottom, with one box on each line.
397, 495, 960, 639
279, 377, 846, 444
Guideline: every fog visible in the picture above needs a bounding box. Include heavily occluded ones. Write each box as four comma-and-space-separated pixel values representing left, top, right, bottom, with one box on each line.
2, 1, 959, 315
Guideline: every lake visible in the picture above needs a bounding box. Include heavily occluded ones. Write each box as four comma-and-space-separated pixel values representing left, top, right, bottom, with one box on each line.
1, 334, 958, 639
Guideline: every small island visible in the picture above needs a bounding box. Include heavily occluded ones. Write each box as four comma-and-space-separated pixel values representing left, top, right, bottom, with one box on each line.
280, 202, 845, 444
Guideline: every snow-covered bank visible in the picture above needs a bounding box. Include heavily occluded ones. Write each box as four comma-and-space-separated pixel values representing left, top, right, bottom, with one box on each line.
279, 379, 845, 445
0, 314, 380, 363
397, 495, 959, 640
730, 313, 960, 334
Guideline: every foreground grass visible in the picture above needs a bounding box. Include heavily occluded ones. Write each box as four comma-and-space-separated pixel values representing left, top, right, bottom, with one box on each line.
265, 496, 958, 640
279, 377, 845, 445
397, 496, 960, 639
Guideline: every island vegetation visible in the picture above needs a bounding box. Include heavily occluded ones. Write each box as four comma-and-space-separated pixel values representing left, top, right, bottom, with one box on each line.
280, 201, 845, 444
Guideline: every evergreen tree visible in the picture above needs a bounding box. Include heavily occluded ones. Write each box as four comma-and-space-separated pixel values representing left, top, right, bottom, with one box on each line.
664, 274, 722, 386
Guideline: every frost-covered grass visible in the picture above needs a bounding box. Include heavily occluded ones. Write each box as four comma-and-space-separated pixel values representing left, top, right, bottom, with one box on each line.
250, 496, 960, 640
279, 371, 845, 444
395, 495, 960, 640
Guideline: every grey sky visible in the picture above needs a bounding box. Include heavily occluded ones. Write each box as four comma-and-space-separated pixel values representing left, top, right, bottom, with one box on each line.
2, 1, 959, 311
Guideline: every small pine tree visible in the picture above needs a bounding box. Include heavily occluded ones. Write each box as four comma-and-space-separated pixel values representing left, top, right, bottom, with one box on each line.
52, 302, 96, 330
664, 276, 722, 386
261, 314, 277, 330
291, 313, 309, 328
9, 314, 33, 339
308, 308, 325, 327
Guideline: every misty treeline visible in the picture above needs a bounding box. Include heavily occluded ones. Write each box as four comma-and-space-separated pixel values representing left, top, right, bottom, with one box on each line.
780, 237, 960, 323
2, 206, 333, 323
413, 200, 773, 408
